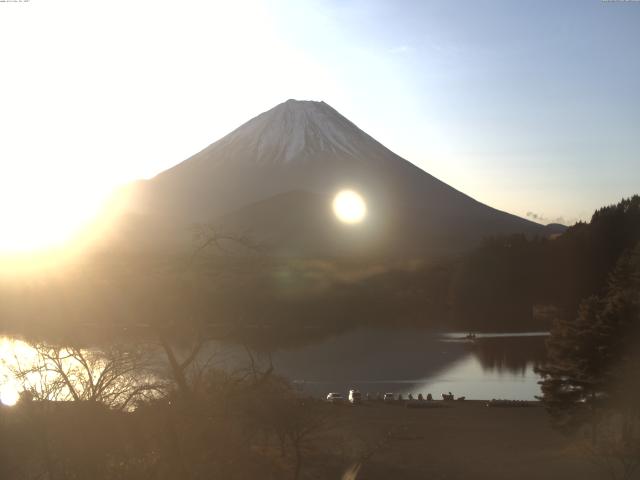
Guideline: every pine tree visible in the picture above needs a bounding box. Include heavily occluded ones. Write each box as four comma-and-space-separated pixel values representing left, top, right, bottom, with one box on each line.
537, 243, 640, 440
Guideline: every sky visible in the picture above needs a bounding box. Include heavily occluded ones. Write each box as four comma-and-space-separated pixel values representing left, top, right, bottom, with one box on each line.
0, 0, 639, 252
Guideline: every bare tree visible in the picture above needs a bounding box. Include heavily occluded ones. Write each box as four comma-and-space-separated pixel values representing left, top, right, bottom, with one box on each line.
9, 342, 164, 410
153, 325, 223, 400
153, 225, 262, 398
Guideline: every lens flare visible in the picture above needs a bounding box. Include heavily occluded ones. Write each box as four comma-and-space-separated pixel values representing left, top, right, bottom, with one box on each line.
333, 190, 367, 224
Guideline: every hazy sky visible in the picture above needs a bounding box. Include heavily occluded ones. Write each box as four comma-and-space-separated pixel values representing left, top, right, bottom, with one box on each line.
1, 0, 639, 250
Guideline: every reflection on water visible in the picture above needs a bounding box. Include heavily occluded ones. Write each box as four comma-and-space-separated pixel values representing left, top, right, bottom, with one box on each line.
248, 328, 547, 400
472, 336, 546, 376
0, 337, 162, 408
409, 353, 541, 401
1, 327, 548, 404
0, 337, 33, 405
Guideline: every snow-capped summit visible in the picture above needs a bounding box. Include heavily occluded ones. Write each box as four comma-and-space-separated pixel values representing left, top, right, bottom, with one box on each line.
176, 99, 394, 168
224, 99, 361, 164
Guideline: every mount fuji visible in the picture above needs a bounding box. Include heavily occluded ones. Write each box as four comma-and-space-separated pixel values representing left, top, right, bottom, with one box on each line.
116, 99, 548, 258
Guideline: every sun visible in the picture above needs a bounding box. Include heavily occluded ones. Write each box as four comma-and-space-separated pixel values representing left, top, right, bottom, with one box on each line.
332, 190, 367, 224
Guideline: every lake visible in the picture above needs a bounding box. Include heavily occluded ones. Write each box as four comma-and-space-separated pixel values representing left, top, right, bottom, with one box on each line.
0, 327, 548, 405
209, 327, 548, 400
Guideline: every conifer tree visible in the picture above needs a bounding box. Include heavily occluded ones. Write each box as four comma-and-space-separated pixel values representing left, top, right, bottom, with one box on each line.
537, 243, 640, 439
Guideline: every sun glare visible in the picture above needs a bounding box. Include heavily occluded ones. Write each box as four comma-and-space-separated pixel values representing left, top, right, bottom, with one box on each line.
0, 184, 108, 254
333, 190, 367, 224
0, 180, 132, 275
0, 384, 19, 407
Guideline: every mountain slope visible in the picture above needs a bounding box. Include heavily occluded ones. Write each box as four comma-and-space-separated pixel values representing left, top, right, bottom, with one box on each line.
119, 99, 545, 257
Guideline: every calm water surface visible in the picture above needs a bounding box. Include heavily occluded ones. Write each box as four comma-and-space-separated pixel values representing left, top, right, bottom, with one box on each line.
0, 327, 548, 404
213, 327, 547, 400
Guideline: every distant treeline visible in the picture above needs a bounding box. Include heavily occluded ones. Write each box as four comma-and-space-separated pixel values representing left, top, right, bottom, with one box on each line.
254, 194, 640, 333
449, 195, 640, 330
248, 194, 640, 333
1, 196, 638, 340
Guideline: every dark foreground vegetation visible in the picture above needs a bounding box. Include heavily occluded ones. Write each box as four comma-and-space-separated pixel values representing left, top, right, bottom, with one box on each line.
528, 196, 640, 480
0, 389, 610, 479
0, 338, 322, 480
536, 242, 640, 479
